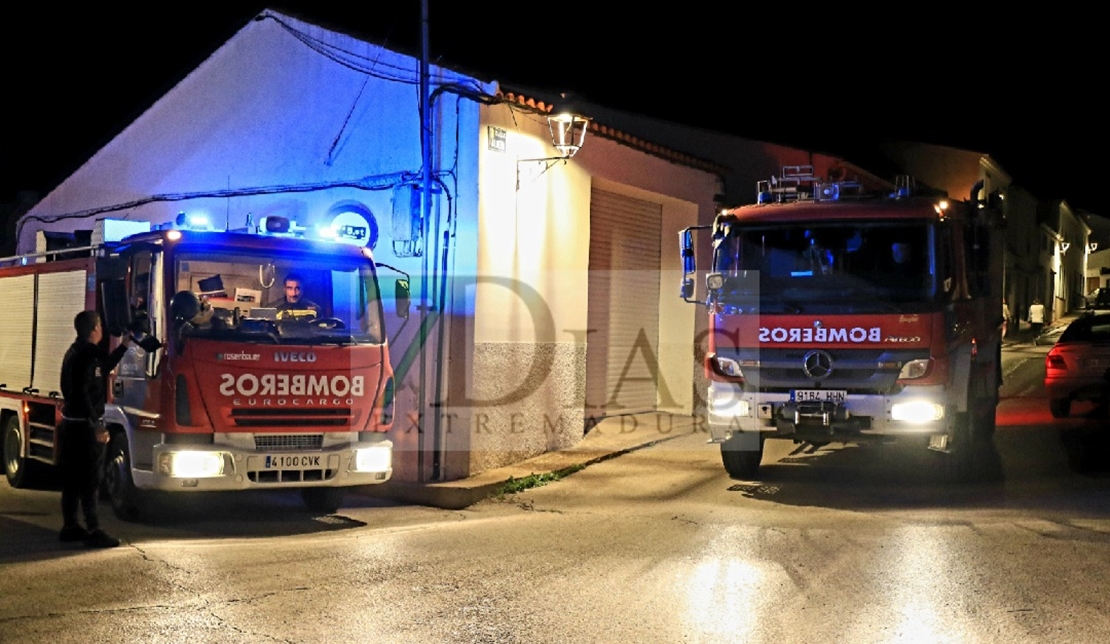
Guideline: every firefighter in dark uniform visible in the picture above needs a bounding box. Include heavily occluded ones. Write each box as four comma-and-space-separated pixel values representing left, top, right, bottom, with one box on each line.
58, 310, 130, 548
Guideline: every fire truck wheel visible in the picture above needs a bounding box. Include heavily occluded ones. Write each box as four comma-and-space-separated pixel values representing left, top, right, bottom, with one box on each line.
720, 433, 765, 480
104, 432, 142, 521
1049, 398, 1071, 419
942, 411, 993, 484
975, 406, 997, 439
301, 487, 345, 514
3, 416, 41, 489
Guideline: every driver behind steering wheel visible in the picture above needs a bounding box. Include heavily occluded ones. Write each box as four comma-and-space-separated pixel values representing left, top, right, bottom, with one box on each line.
275, 273, 319, 320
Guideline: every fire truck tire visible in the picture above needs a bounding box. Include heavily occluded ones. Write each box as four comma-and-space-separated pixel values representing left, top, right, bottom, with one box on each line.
1049, 398, 1071, 419
942, 410, 994, 484
975, 405, 998, 439
3, 416, 41, 489
103, 432, 143, 521
301, 487, 345, 514
720, 433, 765, 479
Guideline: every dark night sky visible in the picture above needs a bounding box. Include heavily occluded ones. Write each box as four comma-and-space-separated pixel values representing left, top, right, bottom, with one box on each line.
1, 3, 1104, 214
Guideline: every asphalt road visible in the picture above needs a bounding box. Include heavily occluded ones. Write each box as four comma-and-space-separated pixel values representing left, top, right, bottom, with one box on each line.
3, 339, 1110, 643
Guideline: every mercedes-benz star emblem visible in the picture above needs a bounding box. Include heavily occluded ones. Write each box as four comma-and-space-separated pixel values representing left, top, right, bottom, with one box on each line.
802, 350, 834, 380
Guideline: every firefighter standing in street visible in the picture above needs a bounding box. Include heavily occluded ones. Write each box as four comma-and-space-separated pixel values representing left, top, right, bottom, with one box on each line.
58, 310, 130, 548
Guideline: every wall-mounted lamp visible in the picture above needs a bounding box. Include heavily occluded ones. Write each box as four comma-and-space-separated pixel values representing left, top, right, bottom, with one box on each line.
516, 96, 591, 190
1089, 242, 1099, 253
1060, 241, 1071, 255
547, 109, 590, 159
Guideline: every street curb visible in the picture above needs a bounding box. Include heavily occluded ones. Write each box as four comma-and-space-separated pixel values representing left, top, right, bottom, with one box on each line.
352, 419, 695, 510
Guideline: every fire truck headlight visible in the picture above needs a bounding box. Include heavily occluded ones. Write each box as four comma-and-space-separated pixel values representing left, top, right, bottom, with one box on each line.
159, 451, 226, 478
891, 401, 944, 423
898, 359, 932, 380
353, 446, 391, 473
709, 393, 750, 418
714, 356, 744, 378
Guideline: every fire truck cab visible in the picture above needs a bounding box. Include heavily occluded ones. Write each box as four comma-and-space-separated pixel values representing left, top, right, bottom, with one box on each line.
680, 167, 1005, 481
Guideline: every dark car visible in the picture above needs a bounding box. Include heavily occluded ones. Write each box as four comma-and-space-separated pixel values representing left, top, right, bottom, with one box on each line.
1086, 287, 1110, 310
1045, 311, 1110, 417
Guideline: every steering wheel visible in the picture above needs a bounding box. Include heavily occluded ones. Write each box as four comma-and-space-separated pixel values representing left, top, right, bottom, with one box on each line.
311, 317, 346, 330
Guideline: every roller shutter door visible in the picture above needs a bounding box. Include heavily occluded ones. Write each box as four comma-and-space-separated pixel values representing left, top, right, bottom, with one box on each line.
586, 188, 662, 419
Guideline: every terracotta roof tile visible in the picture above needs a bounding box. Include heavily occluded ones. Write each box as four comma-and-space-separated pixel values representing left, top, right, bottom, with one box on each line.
495, 90, 728, 176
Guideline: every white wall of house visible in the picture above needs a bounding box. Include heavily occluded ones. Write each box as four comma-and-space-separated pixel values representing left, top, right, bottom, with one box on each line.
16, 9, 723, 482
439, 101, 721, 477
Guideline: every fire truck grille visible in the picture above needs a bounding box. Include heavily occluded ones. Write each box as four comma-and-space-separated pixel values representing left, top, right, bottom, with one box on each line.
253, 434, 324, 451
231, 408, 354, 428
730, 348, 924, 392
247, 468, 338, 484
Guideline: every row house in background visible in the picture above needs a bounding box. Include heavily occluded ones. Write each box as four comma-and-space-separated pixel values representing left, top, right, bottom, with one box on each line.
1040, 199, 1090, 321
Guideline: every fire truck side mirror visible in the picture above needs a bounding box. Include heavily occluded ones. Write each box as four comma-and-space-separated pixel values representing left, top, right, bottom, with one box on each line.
395, 279, 411, 319
680, 229, 696, 274
100, 279, 131, 337
680, 277, 695, 301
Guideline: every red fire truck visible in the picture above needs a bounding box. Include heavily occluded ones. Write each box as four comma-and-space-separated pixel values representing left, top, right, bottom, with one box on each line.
679, 167, 1004, 480
1, 217, 408, 517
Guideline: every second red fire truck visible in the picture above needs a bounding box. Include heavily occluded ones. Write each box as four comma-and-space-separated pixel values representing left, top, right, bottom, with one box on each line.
680, 167, 1004, 480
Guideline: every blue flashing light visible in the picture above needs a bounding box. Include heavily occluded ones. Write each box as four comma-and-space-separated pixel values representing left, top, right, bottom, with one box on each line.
174, 211, 213, 231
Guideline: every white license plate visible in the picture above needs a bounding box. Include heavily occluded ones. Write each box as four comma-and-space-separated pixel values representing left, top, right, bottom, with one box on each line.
263, 454, 324, 469
1084, 358, 1110, 370
791, 389, 847, 403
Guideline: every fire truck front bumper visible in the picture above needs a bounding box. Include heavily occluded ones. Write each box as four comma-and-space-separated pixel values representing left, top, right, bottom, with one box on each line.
133, 438, 393, 492
706, 382, 953, 443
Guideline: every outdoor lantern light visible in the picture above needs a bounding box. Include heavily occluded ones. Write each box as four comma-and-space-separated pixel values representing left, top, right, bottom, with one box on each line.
515, 95, 591, 190
547, 108, 589, 158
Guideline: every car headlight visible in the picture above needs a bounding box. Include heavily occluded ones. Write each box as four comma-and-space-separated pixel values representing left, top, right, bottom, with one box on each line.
159, 451, 226, 478
706, 273, 724, 291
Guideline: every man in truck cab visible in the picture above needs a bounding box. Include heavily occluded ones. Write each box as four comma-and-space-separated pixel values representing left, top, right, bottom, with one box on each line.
276, 273, 319, 317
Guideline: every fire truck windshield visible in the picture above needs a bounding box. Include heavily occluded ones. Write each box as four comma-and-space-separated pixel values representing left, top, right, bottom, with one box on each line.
173, 250, 385, 345
712, 221, 936, 312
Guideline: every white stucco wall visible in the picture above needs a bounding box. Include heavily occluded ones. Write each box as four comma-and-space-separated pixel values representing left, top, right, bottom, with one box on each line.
446, 101, 720, 476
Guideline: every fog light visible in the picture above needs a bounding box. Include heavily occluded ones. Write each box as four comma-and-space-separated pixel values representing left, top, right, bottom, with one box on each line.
353, 446, 391, 473
159, 451, 226, 478
891, 401, 944, 423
